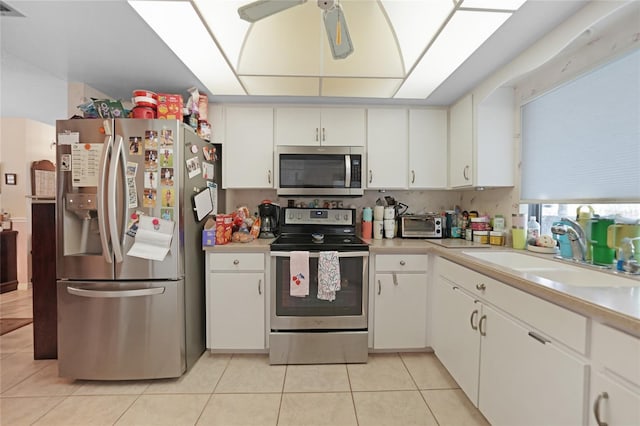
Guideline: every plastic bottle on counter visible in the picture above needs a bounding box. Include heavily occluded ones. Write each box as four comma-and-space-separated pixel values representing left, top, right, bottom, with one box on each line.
527, 216, 540, 242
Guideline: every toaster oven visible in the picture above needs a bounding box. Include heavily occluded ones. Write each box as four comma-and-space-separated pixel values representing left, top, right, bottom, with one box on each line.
398, 214, 443, 238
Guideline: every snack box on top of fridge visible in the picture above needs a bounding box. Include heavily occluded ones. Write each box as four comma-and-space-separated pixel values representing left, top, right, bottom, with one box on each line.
157, 93, 183, 120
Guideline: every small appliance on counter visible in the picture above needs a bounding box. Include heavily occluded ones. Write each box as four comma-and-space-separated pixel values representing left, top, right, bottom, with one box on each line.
258, 200, 280, 238
397, 213, 442, 238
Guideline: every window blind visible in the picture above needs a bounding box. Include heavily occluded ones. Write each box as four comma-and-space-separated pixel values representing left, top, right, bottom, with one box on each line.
520, 48, 640, 203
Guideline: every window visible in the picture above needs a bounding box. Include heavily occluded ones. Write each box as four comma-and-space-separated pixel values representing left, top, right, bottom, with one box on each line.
532, 203, 640, 236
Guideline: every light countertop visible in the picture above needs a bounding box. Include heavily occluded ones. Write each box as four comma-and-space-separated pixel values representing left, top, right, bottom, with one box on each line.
204, 237, 640, 337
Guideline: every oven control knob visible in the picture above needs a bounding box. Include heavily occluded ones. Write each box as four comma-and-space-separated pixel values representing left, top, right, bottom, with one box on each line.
335, 213, 340, 220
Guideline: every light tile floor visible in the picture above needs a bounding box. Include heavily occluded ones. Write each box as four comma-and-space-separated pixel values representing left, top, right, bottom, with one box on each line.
0, 290, 490, 426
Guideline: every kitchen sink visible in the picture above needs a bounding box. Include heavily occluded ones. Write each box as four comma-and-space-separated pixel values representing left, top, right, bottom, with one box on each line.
462, 251, 640, 288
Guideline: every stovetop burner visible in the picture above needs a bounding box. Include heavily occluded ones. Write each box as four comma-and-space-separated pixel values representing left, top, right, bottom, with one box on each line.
271, 233, 369, 252
271, 207, 369, 251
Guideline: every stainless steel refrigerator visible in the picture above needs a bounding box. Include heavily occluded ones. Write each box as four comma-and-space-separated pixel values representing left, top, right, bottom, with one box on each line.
55, 118, 224, 380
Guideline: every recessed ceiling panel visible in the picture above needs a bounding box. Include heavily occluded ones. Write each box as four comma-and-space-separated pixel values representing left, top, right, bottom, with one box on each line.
238, 2, 321, 76
241, 76, 320, 96
321, 77, 402, 98
321, 1, 403, 78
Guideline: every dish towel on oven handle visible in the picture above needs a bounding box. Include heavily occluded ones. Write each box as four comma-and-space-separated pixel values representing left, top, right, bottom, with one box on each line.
318, 251, 341, 301
289, 251, 310, 297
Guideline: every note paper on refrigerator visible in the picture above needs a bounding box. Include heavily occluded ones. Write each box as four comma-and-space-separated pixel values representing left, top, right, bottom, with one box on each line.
127, 215, 175, 261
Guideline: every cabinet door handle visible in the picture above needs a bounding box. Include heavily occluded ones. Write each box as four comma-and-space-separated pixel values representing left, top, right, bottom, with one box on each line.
463, 165, 470, 181
322, 127, 326, 142
470, 309, 479, 331
411, 170, 415, 184
233, 259, 239, 265
392, 273, 398, 286
315, 127, 319, 142
258, 279, 262, 295
268, 170, 272, 184
593, 392, 609, 426
369, 170, 373, 184
479, 314, 487, 336
377, 279, 382, 295
476, 283, 486, 291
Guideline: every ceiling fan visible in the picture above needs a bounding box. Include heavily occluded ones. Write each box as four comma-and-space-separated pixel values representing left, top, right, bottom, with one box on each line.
238, 0, 354, 60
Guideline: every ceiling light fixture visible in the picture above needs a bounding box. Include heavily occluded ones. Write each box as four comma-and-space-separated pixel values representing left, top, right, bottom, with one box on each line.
394, 9, 511, 99
129, 0, 245, 96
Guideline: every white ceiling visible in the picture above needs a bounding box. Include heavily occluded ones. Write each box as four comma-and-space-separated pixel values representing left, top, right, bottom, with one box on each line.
0, 0, 590, 106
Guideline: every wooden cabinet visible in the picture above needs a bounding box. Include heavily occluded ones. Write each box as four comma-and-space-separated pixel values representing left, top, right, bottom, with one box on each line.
275, 107, 365, 146
433, 258, 587, 424
224, 107, 274, 188
448, 88, 515, 188
206, 252, 266, 350
0, 230, 18, 293
372, 254, 427, 349
589, 322, 640, 426
31, 201, 57, 359
366, 108, 408, 189
409, 109, 448, 189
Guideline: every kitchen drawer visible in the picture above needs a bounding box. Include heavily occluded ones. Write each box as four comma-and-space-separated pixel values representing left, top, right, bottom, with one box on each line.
375, 254, 428, 272
438, 258, 587, 355
592, 322, 640, 387
209, 252, 265, 272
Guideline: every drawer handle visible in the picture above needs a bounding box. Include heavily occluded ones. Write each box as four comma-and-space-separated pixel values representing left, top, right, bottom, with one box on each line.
268, 170, 272, 184
377, 279, 382, 295
411, 170, 415, 184
479, 314, 487, 336
399, 260, 406, 266
369, 170, 373, 184
528, 331, 550, 345
315, 127, 319, 142
233, 259, 239, 265
476, 283, 486, 291
593, 392, 609, 426
258, 279, 262, 295
470, 309, 479, 331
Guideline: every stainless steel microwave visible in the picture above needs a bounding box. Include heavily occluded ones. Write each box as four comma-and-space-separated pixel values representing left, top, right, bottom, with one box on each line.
275, 146, 364, 196
398, 214, 443, 238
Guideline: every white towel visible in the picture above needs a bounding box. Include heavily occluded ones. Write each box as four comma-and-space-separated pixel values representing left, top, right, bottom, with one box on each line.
289, 251, 309, 297
318, 251, 341, 301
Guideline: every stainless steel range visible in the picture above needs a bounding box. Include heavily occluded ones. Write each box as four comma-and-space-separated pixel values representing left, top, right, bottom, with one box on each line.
269, 207, 369, 365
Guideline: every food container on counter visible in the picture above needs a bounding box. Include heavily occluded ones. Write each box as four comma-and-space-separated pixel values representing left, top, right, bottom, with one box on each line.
490, 231, 505, 246
473, 230, 489, 244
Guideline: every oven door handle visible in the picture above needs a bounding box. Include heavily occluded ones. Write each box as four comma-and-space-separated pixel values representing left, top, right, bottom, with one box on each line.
270, 251, 369, 258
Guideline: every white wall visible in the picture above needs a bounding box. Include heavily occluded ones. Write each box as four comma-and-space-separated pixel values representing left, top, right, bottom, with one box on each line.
0, 51, 67, 125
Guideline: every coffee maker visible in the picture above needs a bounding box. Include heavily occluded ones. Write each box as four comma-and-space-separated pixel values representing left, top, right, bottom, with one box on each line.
258, 201, 280, 238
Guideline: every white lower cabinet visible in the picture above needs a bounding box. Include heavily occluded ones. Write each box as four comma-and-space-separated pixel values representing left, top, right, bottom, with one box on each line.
432, 258, 587, 425
431, 277, 481, 402
589, 322, 640, 426
206, 252, 266, 350
373, 254, 427, 349
478, 304, 586, 426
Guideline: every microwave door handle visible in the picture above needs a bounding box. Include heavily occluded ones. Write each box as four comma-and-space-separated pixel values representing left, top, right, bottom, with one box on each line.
97, 133, 114, 264
108, 134, 124, 263
345, 155, 351, 188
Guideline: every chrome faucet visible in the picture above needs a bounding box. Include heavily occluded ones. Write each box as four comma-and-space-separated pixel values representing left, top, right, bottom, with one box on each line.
551, 217, 587, 262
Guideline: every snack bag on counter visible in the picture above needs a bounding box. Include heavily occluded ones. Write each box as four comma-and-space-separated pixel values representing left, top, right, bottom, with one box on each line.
231, 231, 254, 243
215, 214, 233, 245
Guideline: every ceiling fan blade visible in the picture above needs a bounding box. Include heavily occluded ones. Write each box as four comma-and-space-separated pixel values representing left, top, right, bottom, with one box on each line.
238, 0, 307, 23
323, 4, 353, 60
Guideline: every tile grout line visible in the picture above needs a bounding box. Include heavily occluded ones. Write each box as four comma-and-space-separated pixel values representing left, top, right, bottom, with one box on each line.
399, 352, 442, 426
346, 362, 361, 426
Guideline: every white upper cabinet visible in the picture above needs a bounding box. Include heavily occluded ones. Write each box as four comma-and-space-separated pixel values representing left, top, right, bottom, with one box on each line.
366, 108, 408, 189
409, 109, 448, 189
275, 107, 365, 146
448, 88, 515, 188
224, 106, 274, 189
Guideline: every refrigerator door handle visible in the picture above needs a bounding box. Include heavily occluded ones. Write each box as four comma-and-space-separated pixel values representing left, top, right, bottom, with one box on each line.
108, 135, 125, 263
97, 133, 114, 264
67, 286, 166, 298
